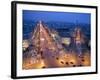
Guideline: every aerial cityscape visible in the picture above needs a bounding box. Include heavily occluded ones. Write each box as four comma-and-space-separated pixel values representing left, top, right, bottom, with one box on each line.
22, 10, 91, 69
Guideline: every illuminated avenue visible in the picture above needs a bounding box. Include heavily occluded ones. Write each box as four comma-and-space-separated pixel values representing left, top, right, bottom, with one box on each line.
22, 21, 90, 70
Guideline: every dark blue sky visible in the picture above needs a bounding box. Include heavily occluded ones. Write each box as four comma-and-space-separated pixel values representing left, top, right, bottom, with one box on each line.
23, 10, 91, 24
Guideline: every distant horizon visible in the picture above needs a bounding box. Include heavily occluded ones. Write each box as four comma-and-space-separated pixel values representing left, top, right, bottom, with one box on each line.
23, 19, 91, 25
23, 10, 91, 24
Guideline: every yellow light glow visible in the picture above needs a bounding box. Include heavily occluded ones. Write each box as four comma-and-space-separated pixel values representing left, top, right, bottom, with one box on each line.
61, 38, 71, 45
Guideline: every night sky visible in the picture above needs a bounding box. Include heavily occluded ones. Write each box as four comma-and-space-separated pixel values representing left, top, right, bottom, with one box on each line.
23, 10, 91, 24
